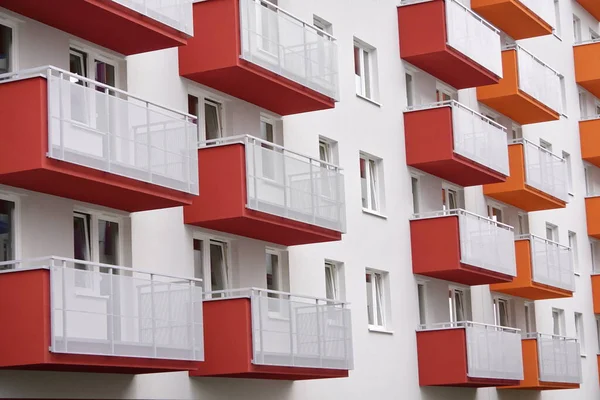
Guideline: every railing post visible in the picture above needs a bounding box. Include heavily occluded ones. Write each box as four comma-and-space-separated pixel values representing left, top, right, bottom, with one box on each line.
310, 162, 316, 224
146, 102, 153, 183
256, 289, 264, 364
288, 294, 294, 366
105, 89, 111, 172
282, 148, 289, 217
252, 137, 258, 209
189, 281, 196, 360
61, 259, 68, 353
109, 266, 114, 355
150, 273, 157, 358
315, 299, 323, 367
341, 304, 348, 368
57, 70, 65, 161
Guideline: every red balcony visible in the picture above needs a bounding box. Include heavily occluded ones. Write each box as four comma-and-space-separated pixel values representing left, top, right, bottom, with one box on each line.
576, 0, 600, 21
404, 101, 509, 186
178, 0, 338, 116
0, 257, 203, 374
417, 322, 523, 387
0, 67, 198, 212
398, 0, 503, 89
411, 209, 516, 285
0, 0, 193, 55
191, 289, 353, 380
184, 136, 345, 246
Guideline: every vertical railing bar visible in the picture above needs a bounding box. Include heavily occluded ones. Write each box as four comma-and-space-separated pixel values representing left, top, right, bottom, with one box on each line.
257, 289, 264, 364
110, 266, 115, 355
61, 259, 68, 353
49, 258, 56, 352
57, 71, 66, 161
316, 299, 322, 368
150, 273, 157, 358
288, 295, 294, 366
105, 88, 111, 172
251, 137, 258, 209
146, 102, 152, 183
310, 162, 316, 224
189, 281, 196, 360
282, 148, 289, 218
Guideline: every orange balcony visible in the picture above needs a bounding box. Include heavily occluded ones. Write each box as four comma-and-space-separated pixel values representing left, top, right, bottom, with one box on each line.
191, 289, 353, 380
178, 0, 338, 116
586, 197, 600, 239
404, 101, 509, 186
471, 0, 553, 40
0, 67, 198, 212
574, 40, 600, 98
0, 257, 204, 374
184, 136, 345, 246
477, 46, 561, 125
398, 0, 502, 89
483, 140, 568, 212
410, 209, 516, 285
580, 118, 600, 167
576, 0, 600, 20
491, 235, 574, 300
0, 0, 192, 55
417, 322, 523, 387
592, 275, 600, 313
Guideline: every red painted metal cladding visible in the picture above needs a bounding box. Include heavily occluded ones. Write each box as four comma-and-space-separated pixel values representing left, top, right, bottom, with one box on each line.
397, 0, 501, 89
0, 0, 189, 55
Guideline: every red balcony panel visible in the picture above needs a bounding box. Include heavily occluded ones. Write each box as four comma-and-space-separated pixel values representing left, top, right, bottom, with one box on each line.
0, 0, 190, 55
398, 0, 501, 89
178, 0, 336, 116
0, 77, 194, 212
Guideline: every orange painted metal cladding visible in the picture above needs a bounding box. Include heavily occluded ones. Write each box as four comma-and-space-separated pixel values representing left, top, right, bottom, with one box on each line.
576, 0, 600, 21
178, 0, 335, 116
397, 0, 501, 89
416, 328, 520, 387
0, 77, 194, 212
490, 239, 573, 300
591, 275, 600, 315
410, 216, 513, 285
471, 0, 553, 40
0, 269, 199, 373
483, 143, 567, 211
580, 119, 600, 168
190, 298, 349, 380
477, 50, 560, 125
574, 42, 600, 99
0, 0, 188, 55
585, 197, 600, 239
404, 106, 507, 187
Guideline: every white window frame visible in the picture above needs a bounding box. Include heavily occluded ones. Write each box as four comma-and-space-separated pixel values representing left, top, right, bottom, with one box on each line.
354, 38, 377, 102
546, 222, 559, 242
69, 42, 121, 86
0, 12, 19, 73
492, 296, 513, 328
366, 268, 388, 330
591, 29, 600, 41
596, 316, 600, 352
517, 212, 530, 236
411, 173, 420, 214
405, 71, 414, 107
578, 89, 587, 119
324, 260, 340, 301
192, 232, 232, 297
0, 190, 20, 261
553, 0, 562, 37
436, 82, 457, 102
568, 231, 579, 275
313, 15, 333, 35
511, 123, 523, 141
360, 152, 384, 214
449, 286, 469, 323
486, 200, 506, 223
539, 139, 553, 152
524, 301, 536, 333
552, 308, 566, 336
562, 151, 573, 195
417, 280, 428, 326
573, 14, 582, 42
575, 312, 585, 356
188, 88, 228, 143
442, 182, 463, 211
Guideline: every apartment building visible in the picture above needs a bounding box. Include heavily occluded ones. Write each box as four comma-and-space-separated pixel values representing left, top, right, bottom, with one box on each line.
0, 0, 599, 399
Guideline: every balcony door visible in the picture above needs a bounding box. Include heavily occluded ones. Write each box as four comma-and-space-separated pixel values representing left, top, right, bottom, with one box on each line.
449, 286, 471, 323
0, 199, 15, 267
193, 238, 230, 297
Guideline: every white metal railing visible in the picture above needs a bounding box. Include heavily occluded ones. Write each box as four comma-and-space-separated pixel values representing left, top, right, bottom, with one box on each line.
200, 135, 346, 233
513, 138, 568, 202
418, 321, 523, 380
518, 234, 574, 291
239, 0, 339, 100
519, 0, 556, 28
524, 333, 581, 384
504, 44, 562, 114
406, 101, 509, 176
0, 256, 204, 362
0, 66, 199, 196
413, 209, 516, 277
206, 288, 353, 370
112, 0, 194, 36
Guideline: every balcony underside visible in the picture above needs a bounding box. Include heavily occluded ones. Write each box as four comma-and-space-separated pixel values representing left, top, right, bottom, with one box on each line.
416, 263, 513, 286
574, 43, 600, 98
491, 283, 572, 300
409, 156, 506, 187
477, 91, 560, 125
484, 186, 566, 212
0, 0, 188, 55
471, 0, 553, 40
580, 120, 600, 168
585, 197, 600, 239
576, 0, 600, 21
591, 275, 600, 314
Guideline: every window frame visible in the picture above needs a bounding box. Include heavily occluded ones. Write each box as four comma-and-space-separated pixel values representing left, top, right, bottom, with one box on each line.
448, 286, 469, 323
442, 182, 463, 211
0, 190, 20, 263
366, 268, 388, 330
568, 231, 579, 274
574, 312, 585, 356
552, 308, 566, 336
563, 151, 573, 195
486, 201, 505, 223
324, 260, 340, 301
524, 301, 536, 333
0, 13, 18, 74
417, 280, 428, 326
411, 173, 420, 214
405, 72, 414, 107
192, 232, 232, 297
492, 296, 513, 328
353, 38, 377, 102
517, 212, 530, 236
545, 222, 558, 242
360, 152, 384, 214
573, 14, 582, 42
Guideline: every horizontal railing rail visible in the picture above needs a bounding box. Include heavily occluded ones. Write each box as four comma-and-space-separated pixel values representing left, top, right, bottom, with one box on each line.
405, 100, 506, 130
111, 0, 194, 36
204, 287, 349, 307
412, 208, 514, 231
398, 0, 499, 32
418, 320, 521, 334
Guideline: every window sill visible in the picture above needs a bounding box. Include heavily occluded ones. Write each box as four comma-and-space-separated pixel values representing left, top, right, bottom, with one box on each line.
356, 94, 382, 107
362, 208, 387, 220
569, 192, 575, 197
574, 271, 581, 277
368, 326, 394, 335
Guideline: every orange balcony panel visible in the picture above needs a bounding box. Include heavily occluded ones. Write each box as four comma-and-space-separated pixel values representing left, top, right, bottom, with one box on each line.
477, 50, 560, 125
471, 0, 553, 40
592, 275, 600, 314
404, 105, 508, 186
490, 238, 573, 300
576, 0, 600, 21
178, 0, 336, 116
397, 0, 501, 89
483, 143, 567, 212
190, 298, 350, 380
0, 77, 194, 212
0, 269, 199, 374
0, 0, 189, 55
574, 42, 600, 98
580, 119, 600, 168
586, 197, 600, 239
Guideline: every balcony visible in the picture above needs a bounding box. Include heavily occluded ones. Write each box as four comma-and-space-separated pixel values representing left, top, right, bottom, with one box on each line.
417, 322, 523, 387
580, 117, 600, 167
593, 275, 600, 314
397, 0, 502, 89
574, 40, 600, 99
0, 0, 193, 55
471, 0, 554, 40
178, 0, 338, 116
505, 333, 581, 390
484, 140, 568, 211
191, 288, 353, 380
576, 0, 600, 20
491, 235, 574, 300
184, 135, 345, 246
410, 209, 516, 285
0, 257, 203, 373
477, 46, 561, 125
0, 66, 198, 212
404, 101, 509, 186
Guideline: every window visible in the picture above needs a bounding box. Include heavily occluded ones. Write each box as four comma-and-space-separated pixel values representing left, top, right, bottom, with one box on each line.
592, 240, 600, 273
405, 72, 414, 107
487, 203, 504, 223
449, 287, 468, 323
591, 29, 600, 41
552, 308, 565, 336
255, 0, 278, 55
411, 175, 420, 213
546, 223, 558, 242
575, 312, 585, 354
417, 282, 427, 326
511, 124, 523, 141
563, 151, 573, 194
596, 101, 600, 117
354, 39, 377, 101
366, 269, 387, 328
518, 213, 530, 236
569, 231, 579, 273
313, 15, 332, 35
493, 297, 512, 327
325, 261, 340, 300
560, 75, 567, 115
596, 316, 600, 351
436, 85, 457, 102
573, 15, 582, 42
0, 198, 15, 264
360, 153, 383, 213
579, 90, 587, 118
0, 24, 13, 74
259, 116, 277, 180
525, 302, 536, 333
193, 238, 230, 295
554, 0, 561, 36
442, 183, 463, 210
319, 136, 338, 165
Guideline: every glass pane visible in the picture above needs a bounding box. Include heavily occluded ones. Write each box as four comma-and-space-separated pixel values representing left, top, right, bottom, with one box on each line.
363, 50, 371, 98
411, 177, 419, 213
374, 273, 383, 325
98, 220, 119, 265
360, 158, 368, 208
0, 199, 14, 264
454, 291, 465, 321
0, 25, 11, 74
95, 60, 115, 90
369, 159, 378, 210
210, 242, 226, 292
266, 253, 279, 292
325, 264, 335, 300
73, 215, 91, 262
366, 273, 374, 325
417, 284, 426, 325
353, 46, 361, 77
205, 101, 221, 140
193, 239, 203, 284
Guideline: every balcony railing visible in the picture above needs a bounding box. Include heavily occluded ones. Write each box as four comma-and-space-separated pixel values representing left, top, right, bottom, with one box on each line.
112, 0, 194, 35
207, 288, 353, 370
419, 321, 523, 380
525, 333, 581, 384
413, 209, 516, 277
202, 135, 346, 233
0, 66, 199, 195
406, 101, 509, 175
0, 256, 204, 361
520, 234, 574, 291
239, 0, 339, 100
506, 45, 562, 114
516, 138, 568, 202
